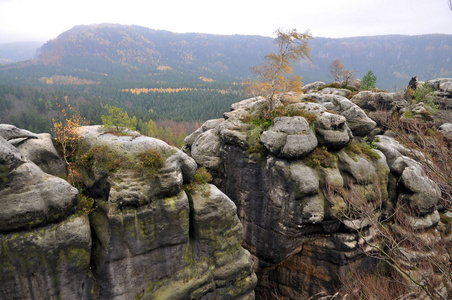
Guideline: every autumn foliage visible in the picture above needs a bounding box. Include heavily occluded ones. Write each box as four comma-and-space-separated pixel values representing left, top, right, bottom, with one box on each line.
51, 96, 84, 185
328, 58, 356, 87
242, 28, 312, 110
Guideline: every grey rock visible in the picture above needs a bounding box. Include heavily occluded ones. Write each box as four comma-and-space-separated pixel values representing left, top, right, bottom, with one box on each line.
337, 150, 378, 184
79, 126, 197, 207
341, 105, 377, 136
280, 133, 318, 158
289, 163, 319, 197
14, 133, 67, 177
375, 135, 412, 168
375, 135, 425, 172
315, 112, 352, 149
77, 125, 256, 299
191, 129, 223, 171
302, 81, 325, 92
184, 118, 223, 147
0, 162, 78, 232
318, 87, 352, 98
304, 94, 376, 136
439, 123, 452, 143
260, 130, 287, 153
351, 91, 405, 111
302, 194, 325, 224
399, 166, 441, 214
0, 216, 92, 299
261, 116, 317, 158
0, 124, 38, 140
286, 101, 327, 116
402, 210, 440, 230
0, 136, 78, 232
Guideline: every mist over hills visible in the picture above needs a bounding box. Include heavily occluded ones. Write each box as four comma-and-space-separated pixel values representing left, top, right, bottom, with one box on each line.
0, 41, 43, 64
1, 24, 451, 90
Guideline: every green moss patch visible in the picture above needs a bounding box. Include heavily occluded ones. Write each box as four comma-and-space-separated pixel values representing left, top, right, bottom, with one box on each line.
305, 146, 338, 168
345, 139, 380, 162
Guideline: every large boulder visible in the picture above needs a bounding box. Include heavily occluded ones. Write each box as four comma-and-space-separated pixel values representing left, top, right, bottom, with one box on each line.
0, 124, 257, 300
315, 112, 352, 149
0, 136, 78, 232
375, 134, 441, 216
351, 90, 406, 111
0, 216, 92, 299
12, 133, 67, 177
303, 93, 377, 136
260, 116, 317, 158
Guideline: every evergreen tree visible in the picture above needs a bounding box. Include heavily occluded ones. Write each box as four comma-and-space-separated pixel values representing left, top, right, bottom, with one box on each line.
361, 70, 377, 90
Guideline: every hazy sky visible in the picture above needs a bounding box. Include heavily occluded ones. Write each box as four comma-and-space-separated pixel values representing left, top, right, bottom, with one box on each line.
0, 0, 451, 43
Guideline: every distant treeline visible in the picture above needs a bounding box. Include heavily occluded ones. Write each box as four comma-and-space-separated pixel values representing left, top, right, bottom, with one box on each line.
0, 83, 241, 147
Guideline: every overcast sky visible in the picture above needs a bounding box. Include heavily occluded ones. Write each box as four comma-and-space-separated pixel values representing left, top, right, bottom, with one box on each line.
0, 0, 451, 43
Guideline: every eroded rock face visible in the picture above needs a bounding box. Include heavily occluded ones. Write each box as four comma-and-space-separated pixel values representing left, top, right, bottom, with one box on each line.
0, 216, 92, 300
184, 91, 449, 299
0, 134, 91, 299
78, 126, 256, 299
1, 125, 256, 300
303, 93, 377, 136
12, 133, 67, 177
0, 136, 78, 232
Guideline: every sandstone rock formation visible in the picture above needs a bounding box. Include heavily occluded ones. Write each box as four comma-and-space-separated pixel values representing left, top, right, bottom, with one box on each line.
0, 125, 256, 299
184, 83, 451, 299
0, 132, 90, 299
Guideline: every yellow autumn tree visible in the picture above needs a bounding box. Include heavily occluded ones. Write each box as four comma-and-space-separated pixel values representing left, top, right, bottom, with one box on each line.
52, 96, 84, 186
242, 28, 312, 110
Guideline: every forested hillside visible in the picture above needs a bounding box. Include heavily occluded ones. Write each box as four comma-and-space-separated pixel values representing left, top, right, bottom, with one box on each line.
0, 24, 451, 140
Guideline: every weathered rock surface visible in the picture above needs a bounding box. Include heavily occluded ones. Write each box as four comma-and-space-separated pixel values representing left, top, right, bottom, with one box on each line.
315, 112, 352, 149
12, 133, 67, 177
303, 93, 377, 136
351, 90, 406, 112
78, 126, 256, 299
260, 116, 317, 158
0, 136, 78, 232
0, 216, 92, 300
1, 125, 256, 300
0, 124, 38, 140
184, 88, 450, 299
0, 133, 90, 299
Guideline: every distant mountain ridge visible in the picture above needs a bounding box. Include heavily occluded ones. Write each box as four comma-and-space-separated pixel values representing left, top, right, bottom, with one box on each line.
35, 23, 272, 80
2, 24, 452, 90
0, 41, 43, 64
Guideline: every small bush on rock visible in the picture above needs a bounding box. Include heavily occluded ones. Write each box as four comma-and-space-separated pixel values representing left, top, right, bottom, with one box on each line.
78, 145, 131, 173
136, 148, 166, 177
184, 167, 212, 197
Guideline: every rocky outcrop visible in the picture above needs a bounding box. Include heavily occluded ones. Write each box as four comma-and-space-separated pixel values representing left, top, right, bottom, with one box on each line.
78, 126, 256, 299
301, 93, 377, 136
184, 86, 451, 299
0, 125, 256, 299
0, 133, 91, 299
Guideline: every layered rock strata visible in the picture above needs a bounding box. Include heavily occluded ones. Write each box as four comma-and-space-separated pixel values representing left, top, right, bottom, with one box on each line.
0, 124, 256, 299
184, 89, 450, 299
